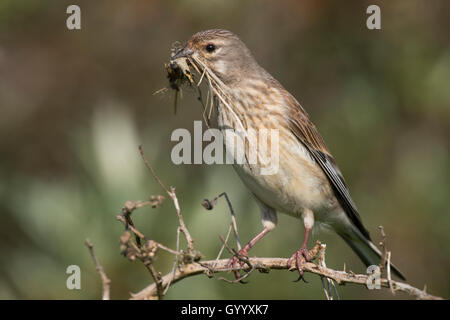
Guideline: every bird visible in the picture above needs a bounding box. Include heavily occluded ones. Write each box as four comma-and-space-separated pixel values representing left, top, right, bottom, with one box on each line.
171, 29, 405, 280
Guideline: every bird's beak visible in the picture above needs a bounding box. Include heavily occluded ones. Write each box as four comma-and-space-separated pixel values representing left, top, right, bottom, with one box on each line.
171, 46, 194, 60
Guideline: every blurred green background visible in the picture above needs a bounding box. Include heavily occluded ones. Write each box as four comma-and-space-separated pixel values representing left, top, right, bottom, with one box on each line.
0, 0, 449, 300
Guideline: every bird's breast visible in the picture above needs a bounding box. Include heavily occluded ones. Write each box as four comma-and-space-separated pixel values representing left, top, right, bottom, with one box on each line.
215, 94, 337, 219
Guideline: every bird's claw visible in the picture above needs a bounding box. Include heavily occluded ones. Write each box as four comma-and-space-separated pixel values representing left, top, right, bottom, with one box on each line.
287, 247, 312, 282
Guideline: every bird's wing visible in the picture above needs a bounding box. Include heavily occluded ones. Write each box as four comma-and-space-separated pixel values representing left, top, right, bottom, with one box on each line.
287, 100, 371, 240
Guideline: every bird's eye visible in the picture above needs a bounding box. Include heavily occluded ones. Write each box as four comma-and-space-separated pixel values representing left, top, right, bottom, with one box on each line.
205, 43, 216, 53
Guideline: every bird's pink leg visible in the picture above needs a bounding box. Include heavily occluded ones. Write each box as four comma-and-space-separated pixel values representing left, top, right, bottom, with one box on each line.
227, 227, 271, 277
287, 227, 312, 281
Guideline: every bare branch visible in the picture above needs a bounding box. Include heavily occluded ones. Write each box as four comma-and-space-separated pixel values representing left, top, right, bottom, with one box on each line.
139, 145, 170, 195
378, 225, 388, 272
213, 224, 233, 269
130, 256, 443, 300
169, 186, 195, 252
386, 251, 395, 295
139, 146, 195, 252
163, 227, 182, 295
85, 239, 111, 300
317, 243, 339, 300
143, 258, 164, 300
116, 214, 180, 256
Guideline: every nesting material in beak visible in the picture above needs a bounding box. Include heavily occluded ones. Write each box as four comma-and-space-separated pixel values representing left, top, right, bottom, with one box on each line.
163, 46, 195, 114
171, 47, 194, 60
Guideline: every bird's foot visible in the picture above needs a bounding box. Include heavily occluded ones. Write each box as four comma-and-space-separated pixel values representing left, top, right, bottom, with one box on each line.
227, 248, 251, 282
287, 247, 312, 283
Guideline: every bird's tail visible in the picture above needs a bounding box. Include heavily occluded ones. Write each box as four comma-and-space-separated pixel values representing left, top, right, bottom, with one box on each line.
339, 227, 406, 281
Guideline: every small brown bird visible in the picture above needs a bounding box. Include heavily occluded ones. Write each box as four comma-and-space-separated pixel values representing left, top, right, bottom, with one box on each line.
172, 29, 405, 280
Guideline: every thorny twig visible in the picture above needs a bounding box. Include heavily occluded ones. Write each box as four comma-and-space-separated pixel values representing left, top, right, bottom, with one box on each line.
213, 224, 233, 270
115, 146, 201, 299
138, 145, 171, 195
387, 251, 395, 295
117, 203, 164, 299
85, 239, 111, 300
139, 145, 195, 253
378, 225, 396, 293
119, 197, 164, 245
163, 227, 182, 295
116, 198, 180, 298
130, 254, 443, 300
198, 224, 234, 279
217, 235, 254, 284
317, 243, 339, 300
378, 225, 388, 272
116, 214, 180, 256
144, 256, 164, 300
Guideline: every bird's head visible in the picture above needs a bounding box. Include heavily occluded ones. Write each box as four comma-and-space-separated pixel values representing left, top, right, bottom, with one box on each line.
172, 29, 261, 85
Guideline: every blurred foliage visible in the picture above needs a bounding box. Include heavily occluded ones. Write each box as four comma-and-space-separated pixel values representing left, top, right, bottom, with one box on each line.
0, 0, 449, 299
